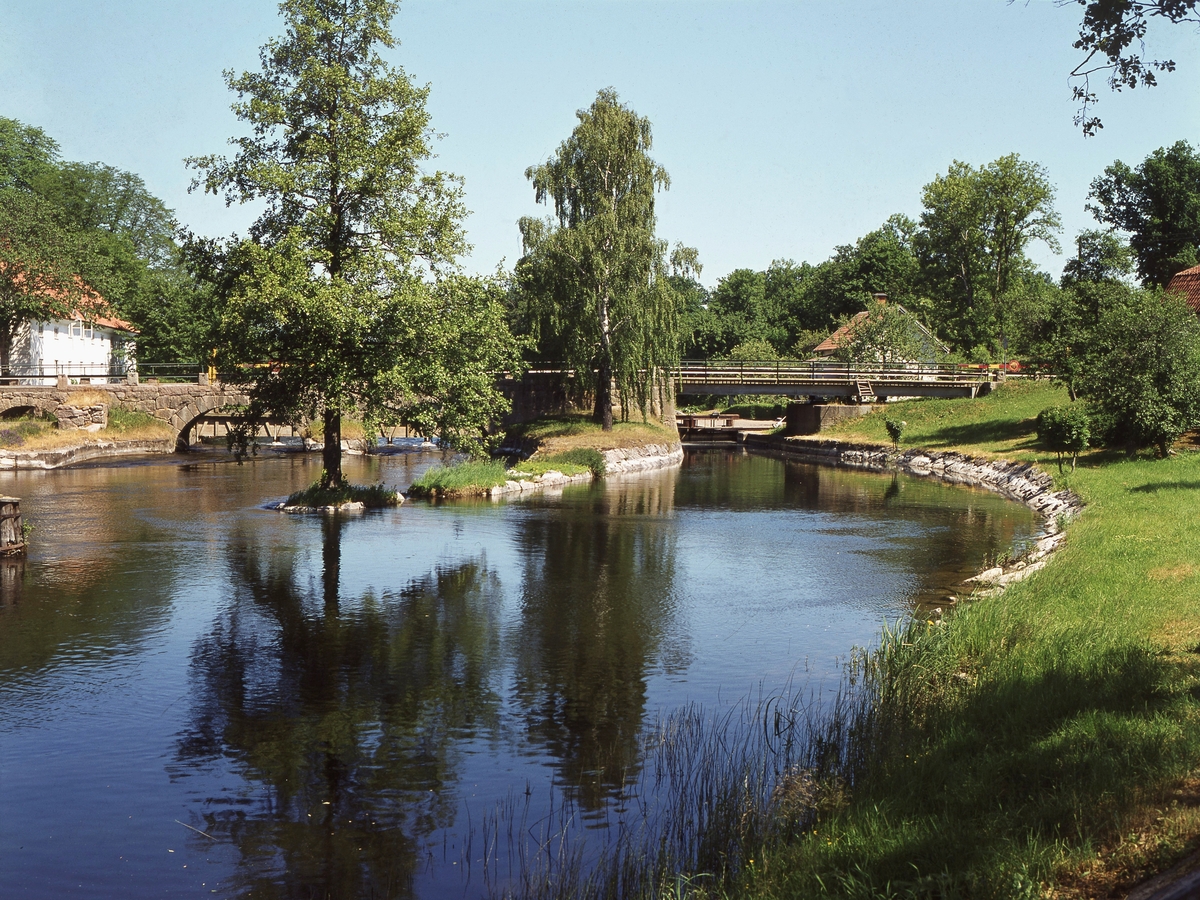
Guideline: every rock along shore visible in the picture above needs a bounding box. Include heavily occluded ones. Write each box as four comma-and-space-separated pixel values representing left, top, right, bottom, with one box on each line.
745, 433, 1084, 595
486, 441, 683, 498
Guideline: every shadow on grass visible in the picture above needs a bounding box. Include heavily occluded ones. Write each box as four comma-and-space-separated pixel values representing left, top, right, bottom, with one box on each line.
915, 416, 1037, 450
1130, 481, 1200, 493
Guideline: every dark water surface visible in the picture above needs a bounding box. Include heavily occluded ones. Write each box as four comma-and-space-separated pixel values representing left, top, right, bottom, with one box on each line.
0, 448, 1037, 899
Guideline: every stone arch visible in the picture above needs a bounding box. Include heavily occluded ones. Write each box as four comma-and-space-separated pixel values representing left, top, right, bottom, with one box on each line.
171, 392, 251, 451
0, 398, 61, 421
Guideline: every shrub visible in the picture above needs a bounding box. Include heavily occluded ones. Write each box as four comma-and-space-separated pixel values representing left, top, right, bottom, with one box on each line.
1037, 404, 1091, 472
884, 417, 906, 450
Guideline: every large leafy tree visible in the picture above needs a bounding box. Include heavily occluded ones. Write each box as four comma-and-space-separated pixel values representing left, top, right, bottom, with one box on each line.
516, 89, 696, 431
1088, 141, 1200, 288
802, 215, 925, 335
917, 154, 1061, 352
190, 0, 519, 484
1066, 0, 1200, 135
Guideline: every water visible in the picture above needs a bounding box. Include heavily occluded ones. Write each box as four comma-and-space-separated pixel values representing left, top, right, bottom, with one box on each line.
0, 447, 1037, 899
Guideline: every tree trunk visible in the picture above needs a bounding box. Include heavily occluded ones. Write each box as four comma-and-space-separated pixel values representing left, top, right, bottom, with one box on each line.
321, 514, 341, 613
594, 358, 613, 431
322, 408, 343, 487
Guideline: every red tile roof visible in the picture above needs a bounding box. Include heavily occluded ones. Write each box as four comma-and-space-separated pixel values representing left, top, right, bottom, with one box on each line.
813, 311, 868, 354
1167, 264, 1200, 312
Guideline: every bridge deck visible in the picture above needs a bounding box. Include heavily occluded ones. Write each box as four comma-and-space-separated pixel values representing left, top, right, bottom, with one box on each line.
673, 360, 994, 399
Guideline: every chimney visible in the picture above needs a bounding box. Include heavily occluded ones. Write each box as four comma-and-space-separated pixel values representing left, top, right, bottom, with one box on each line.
873, 293, 888, 304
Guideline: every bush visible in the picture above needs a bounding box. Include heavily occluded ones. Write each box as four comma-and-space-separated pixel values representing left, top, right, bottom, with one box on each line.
1037, 404, 1091, 472
884, 417, 906, 450
1079, 289, 1200, 457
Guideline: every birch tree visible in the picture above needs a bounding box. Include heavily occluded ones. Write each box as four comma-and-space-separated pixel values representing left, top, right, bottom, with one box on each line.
516, 89, 696, 431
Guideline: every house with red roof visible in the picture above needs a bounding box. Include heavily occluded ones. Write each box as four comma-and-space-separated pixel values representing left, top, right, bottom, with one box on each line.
1166, 264, 1200, 313
810, 295, 949, 363
9, 310, 136, 385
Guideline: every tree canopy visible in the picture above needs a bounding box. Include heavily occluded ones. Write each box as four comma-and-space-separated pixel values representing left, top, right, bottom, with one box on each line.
1088, 141, 1200, 288
0, 188, 112, 372
917, 154, 1061, 353
190, 0, 520, 484
516, 89, 695, 430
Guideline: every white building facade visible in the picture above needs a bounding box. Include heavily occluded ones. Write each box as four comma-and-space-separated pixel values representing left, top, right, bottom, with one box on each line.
9, 314, 136, 384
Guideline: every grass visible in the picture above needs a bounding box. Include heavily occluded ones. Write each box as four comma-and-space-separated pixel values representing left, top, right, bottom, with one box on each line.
284, 481, 400, 508
407, 449, 606, 498
507, 381, 1200, 900
815, 378, 1065, 458
509, 414, 678, 454
407, 459, 511, 497
0, 407, 172, 450
409, 416, 671, 499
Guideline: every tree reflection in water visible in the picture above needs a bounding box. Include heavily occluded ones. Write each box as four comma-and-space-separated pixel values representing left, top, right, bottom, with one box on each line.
176, 516, 503, 899
511, 472, 684, 812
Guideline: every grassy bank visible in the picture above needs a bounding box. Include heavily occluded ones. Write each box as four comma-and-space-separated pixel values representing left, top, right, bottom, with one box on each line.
0, 405, 172, 450
514, 382, 1200, 900
410, 415, 672, 498
407, 449, 603, 498
507, 414, 678, 454
742, 384, 1200, 898
815, 378, 1064, 459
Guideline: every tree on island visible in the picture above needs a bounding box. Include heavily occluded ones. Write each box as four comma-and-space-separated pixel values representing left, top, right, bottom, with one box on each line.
190, 0, 520, 486
516, 89, 697, 431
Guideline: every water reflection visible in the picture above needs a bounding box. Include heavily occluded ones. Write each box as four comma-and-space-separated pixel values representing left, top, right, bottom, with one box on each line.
177, 518, 503, 899
511, 472, 684, 811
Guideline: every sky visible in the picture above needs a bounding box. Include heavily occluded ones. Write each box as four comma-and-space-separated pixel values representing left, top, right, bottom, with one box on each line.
2, 0, 1199, 287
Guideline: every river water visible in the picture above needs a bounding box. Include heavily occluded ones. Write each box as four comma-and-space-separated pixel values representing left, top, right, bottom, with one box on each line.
0, 447, 1037, 899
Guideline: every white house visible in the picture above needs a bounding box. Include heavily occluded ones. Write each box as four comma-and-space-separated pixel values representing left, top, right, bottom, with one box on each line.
9, 312, 136, 384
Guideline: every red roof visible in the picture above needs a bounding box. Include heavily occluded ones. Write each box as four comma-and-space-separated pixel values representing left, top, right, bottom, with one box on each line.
1167, 265, 1200, 312
813, 311, 868, 354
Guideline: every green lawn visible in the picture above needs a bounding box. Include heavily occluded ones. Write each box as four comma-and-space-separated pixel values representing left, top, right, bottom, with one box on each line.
815, 379, 1066, 459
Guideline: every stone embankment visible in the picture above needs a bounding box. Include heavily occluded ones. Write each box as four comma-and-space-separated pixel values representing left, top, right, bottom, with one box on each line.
486, 441, 683, 497
746, 434, 1084, 595
0, 439, 174, 470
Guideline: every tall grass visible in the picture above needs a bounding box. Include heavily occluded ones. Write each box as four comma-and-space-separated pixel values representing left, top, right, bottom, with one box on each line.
408, 459, 510, 497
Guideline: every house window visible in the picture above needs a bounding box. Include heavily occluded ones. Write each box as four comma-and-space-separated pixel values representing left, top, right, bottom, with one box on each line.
71, 319, 83, 337
53, 327, 59, 336
84, 324, 94, 339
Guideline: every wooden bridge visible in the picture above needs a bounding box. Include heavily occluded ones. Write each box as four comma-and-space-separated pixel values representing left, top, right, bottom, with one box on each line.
672, 360, 996, 401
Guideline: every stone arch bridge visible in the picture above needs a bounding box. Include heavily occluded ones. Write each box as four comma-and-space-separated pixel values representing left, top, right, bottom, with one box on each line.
0, 381, 253, 451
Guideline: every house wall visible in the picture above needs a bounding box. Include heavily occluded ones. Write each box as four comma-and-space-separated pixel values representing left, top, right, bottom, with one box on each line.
10, 318, 135, 384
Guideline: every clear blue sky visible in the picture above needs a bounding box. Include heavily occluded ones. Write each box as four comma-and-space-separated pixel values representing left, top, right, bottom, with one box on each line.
2, 0, 1198, 286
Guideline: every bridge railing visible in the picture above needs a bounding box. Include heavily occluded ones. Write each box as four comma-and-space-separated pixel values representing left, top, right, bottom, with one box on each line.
672, 359, 995, 386
0, 363, 215, 386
